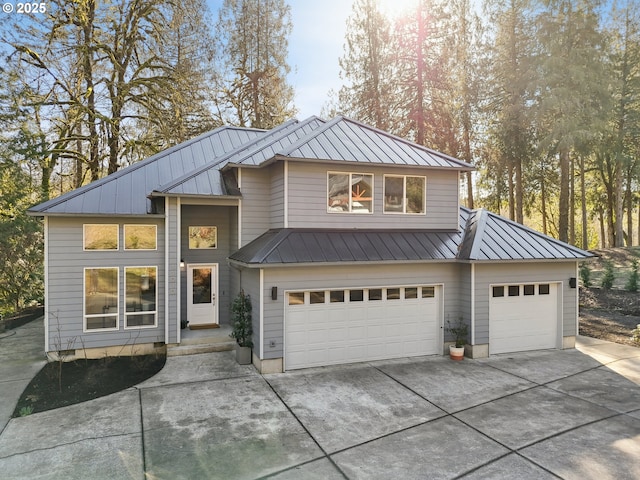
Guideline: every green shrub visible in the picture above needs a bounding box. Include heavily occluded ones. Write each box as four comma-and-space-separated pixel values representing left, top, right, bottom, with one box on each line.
625, 260, 639, 292
579, 263, 591, 288
631, 324, 640, 345
230, 290, 253, 348
601, 261, 615, 290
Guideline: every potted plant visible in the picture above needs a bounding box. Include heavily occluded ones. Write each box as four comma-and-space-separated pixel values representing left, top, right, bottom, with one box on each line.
230, 290, 253, 364
446, 317, 468, 361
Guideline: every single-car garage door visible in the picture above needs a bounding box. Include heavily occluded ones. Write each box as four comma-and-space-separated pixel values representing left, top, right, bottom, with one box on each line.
489, 283, 559, 355
285, 285, 441, 370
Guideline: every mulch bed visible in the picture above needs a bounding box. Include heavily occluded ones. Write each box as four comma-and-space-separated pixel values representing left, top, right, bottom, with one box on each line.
13, 354, 165, 417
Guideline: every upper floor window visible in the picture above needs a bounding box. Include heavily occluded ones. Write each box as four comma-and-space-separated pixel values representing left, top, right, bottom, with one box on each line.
124, 225, 157, 250
384, 175, 426, 214
189, 226, 217, 249
327, 172, 373, 214
84, 224, 119, 250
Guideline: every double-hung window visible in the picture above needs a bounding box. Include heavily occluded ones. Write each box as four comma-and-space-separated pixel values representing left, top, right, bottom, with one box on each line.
327, 172, 373, 213
384, 175, 426, 214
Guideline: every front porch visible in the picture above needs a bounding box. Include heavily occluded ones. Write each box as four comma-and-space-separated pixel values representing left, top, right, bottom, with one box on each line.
168, 324, 235, 357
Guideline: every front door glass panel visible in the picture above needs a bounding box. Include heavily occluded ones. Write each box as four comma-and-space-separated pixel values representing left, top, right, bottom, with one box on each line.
192, 268, 212, 305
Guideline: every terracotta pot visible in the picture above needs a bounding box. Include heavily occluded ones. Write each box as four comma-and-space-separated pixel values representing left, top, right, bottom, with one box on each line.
449, 345, 465, 361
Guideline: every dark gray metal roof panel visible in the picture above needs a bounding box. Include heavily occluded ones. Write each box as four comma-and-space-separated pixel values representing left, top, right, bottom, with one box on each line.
459, 209, 594, 261
230, 228, 464, 265
29, 126, 265, 215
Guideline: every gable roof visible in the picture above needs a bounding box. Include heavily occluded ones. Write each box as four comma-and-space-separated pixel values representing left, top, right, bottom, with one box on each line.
230, 207, 594, 266
29, 125, 266, 216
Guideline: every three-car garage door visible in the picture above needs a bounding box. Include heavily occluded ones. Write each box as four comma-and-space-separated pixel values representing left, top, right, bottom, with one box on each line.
489, 283, 559, 355
285, 285, 442, 370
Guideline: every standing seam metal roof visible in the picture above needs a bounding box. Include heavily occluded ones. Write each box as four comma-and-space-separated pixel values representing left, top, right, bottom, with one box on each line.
229, 208, 594, 266
29, 126, 265, 216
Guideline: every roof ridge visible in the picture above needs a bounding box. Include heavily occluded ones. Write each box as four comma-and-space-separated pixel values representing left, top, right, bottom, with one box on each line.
276, 115, 345, 158
29, 125, 265, 213
467, 208, 489, 260
153, 119, 301, 193
232, 116, 326, 166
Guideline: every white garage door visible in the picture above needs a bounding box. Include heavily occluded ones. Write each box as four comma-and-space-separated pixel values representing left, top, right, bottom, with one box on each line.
489, 283, 559, 355
285, 286, 441, 370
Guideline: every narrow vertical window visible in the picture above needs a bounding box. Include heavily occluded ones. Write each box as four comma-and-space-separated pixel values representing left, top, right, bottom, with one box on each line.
84, 268, 119, 331
125, 267, 157, 328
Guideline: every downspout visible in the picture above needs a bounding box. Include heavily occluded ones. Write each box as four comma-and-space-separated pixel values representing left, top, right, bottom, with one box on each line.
284, 160, 289, 228
575, 261, 579, 337
176, 197, 182, 344
164, 197, 169, 345
259, 268, 264, 360
470, 262, 475, 345
44, 216, 49, 352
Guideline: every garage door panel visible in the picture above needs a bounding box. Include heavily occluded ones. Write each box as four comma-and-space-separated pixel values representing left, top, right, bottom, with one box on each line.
286, 285, 441, 370
490, 283, 558, 355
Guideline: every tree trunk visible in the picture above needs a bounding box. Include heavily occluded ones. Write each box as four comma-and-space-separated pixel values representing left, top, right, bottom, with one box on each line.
558, 148, 570, 242
579, 155, 588, 249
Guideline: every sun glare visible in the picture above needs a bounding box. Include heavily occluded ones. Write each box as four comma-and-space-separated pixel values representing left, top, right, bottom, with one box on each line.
376, 0, 420, 18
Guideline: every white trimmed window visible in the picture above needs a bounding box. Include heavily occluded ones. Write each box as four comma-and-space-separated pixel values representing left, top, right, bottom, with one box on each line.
383, 175, 426, 214
327, 172, 374, 213
189, 226, 218, 249
124, 225, 157, 250
84, 267, 119, 331
125, 267, 157, 328
83, 224, 119, 250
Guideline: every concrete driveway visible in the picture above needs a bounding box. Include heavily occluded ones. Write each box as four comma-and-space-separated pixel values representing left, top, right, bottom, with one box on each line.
1, 324, 639, 479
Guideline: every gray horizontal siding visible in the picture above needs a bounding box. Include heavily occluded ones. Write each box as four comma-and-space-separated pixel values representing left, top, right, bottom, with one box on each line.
286, 162, 459, 230
240, 168, 271, 246
46, 216, 166, 352
473, 262, 578, 345
180, 205, 234, 326
261, 263, 462, 361
270, 162, 285, 228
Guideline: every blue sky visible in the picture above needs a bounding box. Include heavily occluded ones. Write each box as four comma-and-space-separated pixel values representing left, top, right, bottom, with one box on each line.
208, 0, 355, 119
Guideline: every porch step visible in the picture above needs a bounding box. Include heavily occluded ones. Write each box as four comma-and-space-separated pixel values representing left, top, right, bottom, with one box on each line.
167, 341, 236, 356
167, 326, 236, 356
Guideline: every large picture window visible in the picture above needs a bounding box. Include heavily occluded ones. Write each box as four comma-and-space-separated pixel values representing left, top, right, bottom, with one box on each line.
124, 225, 157, 250
84, 268, 119, 331
327, 172, 373, 213
84, 224, 119, 250
384, 175, 426, 214
125, 267, 157, 328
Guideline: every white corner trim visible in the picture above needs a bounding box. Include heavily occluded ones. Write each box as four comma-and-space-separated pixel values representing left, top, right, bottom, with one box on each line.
43, 216, 49, 352
471, 263, 475, 345
259, 268, 264, 359
176, 197, 182, 344
237, 169, 242, 248
284, 160, 289, 228
575, 261, 579, 336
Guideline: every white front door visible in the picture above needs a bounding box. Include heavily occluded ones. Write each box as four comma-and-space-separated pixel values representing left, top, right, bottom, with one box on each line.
187, 264, 218, 328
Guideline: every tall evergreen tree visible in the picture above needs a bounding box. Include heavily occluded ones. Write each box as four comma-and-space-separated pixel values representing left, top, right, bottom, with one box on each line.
215, 0, 296, 129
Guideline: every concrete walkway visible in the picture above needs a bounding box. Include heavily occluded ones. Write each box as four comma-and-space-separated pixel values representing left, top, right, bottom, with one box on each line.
1, 320, 639, 479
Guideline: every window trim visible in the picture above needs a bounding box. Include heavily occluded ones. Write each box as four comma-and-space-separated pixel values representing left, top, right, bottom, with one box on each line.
83, 224, 119, 251
83, 267, 120, 332
383, 174, 426, 215
327, 171, 375, 214
124, 266, 158, 329
124, 225, 158, 251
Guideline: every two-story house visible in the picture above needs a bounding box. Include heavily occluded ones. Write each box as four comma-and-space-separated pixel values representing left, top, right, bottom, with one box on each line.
29, 116, 593, 373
